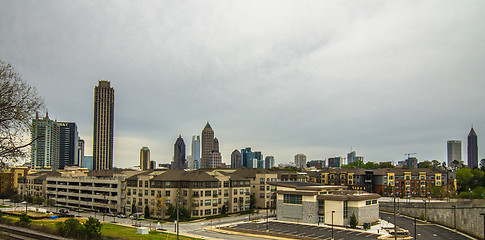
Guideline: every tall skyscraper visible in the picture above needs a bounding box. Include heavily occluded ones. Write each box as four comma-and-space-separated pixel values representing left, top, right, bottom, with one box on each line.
31, 112, 60, 170
172, 136, 187, 170
241, 147, 256, 168
93, 80, 115, 171
191, 135, 201, 169
77, 139, 85, 168
347, 151, 356, 164
447, 140, 462, 167
265, 156, 275, 169
58, 122, 79, 169
231, 149, 241, 168
468, 127, 478, 168
140, 147, 150, 170
201, 122, 222, 168
255, 151, 264, 168
294, 153, 307, 169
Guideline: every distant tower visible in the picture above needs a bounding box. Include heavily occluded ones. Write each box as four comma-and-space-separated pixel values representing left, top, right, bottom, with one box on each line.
294, 153, 307, 169
347, 151, 356, 164
31, 112, 60, 170
201, 122, 222, 168
172, 135, 187, 170
241, 147, 255, 168
77, 138, 85, 168
265, 156, 275, 169
191, 135, 201, 169
93, 80, 115, 171
447, 140, 461, 168
58, 122, 79, 169
231, 149, 241, 168
468, 127, 478, 168
140, 147, 150, 170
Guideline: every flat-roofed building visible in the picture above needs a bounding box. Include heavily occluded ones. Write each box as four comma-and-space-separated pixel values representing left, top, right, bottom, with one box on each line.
270, 182, 380, 226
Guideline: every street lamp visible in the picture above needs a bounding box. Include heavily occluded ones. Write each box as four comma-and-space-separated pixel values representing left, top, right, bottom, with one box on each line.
331, 211, 335, 240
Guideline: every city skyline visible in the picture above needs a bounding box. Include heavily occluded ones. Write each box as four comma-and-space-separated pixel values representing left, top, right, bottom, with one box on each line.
1, 1, 485, 168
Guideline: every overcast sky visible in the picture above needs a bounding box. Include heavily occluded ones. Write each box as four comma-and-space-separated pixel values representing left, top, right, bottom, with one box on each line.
1, 1, 485, 168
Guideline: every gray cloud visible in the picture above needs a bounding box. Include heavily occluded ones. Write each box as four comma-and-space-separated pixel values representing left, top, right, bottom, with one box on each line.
1, 0, 484, 167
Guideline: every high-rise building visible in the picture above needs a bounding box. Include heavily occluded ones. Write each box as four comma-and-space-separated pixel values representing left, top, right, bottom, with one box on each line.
84, 156, 93, 170
231, 149, 241, 168
255, 151, 264, 168
241, 147, 255, 168
201, 122, 222, 168
31, 112, 60, 170
307, 160, 325, 168
328, 157, 342, 168
140, 147, 150, 170
468, 127, 478, 168
150, 160, 156, 169
294, 153, 307, 169
265, 156, 275, 169
172, 136, 186, 170
93, 80, 115, 171
58, 122, 79, 169
191, 135, 201, 169
77, 139, 85, 168
447, 140, 462, 168
347, 151, 356, 164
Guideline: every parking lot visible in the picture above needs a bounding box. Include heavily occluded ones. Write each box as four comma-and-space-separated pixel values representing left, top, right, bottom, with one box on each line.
229, 221, 381, 240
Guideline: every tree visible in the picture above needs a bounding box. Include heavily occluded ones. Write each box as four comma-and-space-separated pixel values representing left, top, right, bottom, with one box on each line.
33, 196, 44, 205
378, 162, 395, 168
56, 218, 81, 238
0, 61, 44, 167
82, 217, 102, 239
363, 162, 378, 169
17, 213, 31, 226
418, 161, 432, 168
480, 159, 485, 172
431, 160, 441, 168
144, 205, 150, 218
349, 213, 358, 228
249, 193, 256, 211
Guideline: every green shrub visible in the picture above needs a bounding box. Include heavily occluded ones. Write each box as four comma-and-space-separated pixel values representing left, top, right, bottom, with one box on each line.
56, 218, 82, 238
420, 212, 425, 220
17, 213, 31, 226
350, 213, 358, 228
82, 217, 102, 239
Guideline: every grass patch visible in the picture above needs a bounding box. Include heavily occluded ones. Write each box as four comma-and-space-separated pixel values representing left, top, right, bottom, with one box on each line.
102, 223, 201, 240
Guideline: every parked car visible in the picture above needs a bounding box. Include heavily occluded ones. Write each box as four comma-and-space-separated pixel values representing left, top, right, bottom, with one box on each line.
129, 213, 144, 220
117, 214, 127, 218
106, 212, 116, 217
59, 209, 69, 214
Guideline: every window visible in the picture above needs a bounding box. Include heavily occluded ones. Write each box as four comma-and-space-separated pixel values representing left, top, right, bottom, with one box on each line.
260, 186, 265, 191
260, 193, 264, 198
372, 199, 378, 204
145, 190, 148, 196
133, 189, 136, 195
166, 191, 170, 197
205, 200, 211, 206
234, 189, 237, 195
139, 181, 142, 187
366, 200, 372, 205
224, 181, 229, 188
240, 189, 244, 195
151, 190, 155, 196
193, 210, 199, 216
389, 176, 394, 180
260, 178, 265, 184
205, 190, 211, 197
144, 199, 148, 205
145, 181, 148, 188
183, 190, 187, 196
343, 201, 348, 218
166, 182, 171, 187
234, 198, 237, 203
205, 209, 211, 215
127, 189, 131, 196
233, 206, 238, 212
283, 194, 302, 204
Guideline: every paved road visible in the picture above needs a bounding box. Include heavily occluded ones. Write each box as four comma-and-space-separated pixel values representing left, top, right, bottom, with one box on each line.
380, 212, 473, 240
230, 221, 381, 240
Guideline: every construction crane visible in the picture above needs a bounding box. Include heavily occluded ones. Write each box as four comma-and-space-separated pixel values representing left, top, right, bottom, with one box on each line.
405, 153, 416, 159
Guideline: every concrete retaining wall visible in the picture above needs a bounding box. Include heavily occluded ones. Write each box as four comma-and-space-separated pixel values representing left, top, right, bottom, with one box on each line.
380, 199, 485, 239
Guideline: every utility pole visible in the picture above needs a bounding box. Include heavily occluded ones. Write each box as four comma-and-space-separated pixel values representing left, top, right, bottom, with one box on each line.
266, 208, 269, 232
331, 211, 335, 240
394, 192, 397, 240
176, 190, 180, 240
481, 213, 485, 240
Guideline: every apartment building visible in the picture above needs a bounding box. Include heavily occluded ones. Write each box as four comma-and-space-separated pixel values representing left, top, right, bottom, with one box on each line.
125, 169, 251, 218
226, 168, 278, 209
307, 168, 456, 198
